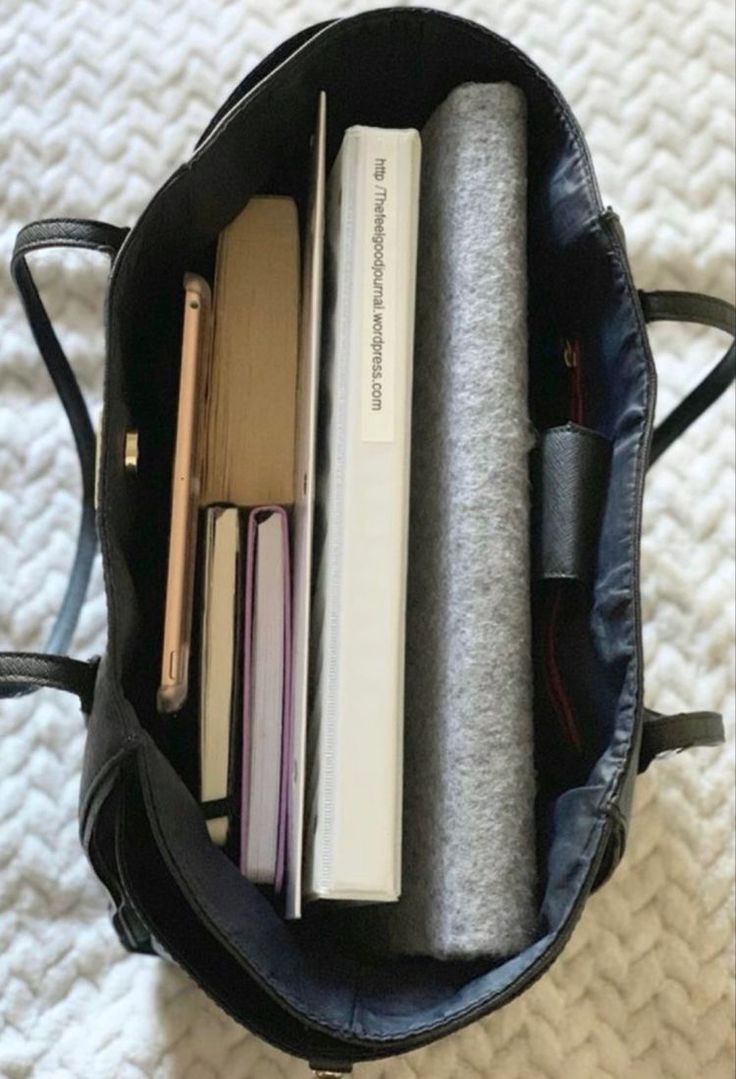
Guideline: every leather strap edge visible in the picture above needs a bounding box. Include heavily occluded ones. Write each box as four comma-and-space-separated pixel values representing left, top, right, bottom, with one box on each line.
0, 652, 99, 713
639, 707, 725, 772
1, 218, 127, 704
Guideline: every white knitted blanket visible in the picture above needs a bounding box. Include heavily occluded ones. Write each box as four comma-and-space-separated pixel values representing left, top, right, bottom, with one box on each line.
0, 1, 733, 1076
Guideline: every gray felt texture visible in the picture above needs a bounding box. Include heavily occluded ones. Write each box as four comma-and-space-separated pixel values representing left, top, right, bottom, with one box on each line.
388, 82, 538, 959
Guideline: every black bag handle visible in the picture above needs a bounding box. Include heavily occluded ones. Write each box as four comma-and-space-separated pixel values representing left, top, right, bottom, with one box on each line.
641, 289, 736, 467
638, 708, 725, 772
0, 218, 127, 709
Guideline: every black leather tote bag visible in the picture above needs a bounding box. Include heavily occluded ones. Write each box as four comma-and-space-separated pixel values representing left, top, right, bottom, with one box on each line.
1, 9, 733, 1075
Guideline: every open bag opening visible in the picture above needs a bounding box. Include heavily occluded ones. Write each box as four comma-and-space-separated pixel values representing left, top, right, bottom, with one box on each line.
93, 9, 654, 1048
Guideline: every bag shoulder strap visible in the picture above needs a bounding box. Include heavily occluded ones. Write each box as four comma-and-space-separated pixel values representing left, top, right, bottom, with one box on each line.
0, 653, 98, 714
639, 708, 725, 772
641, 288, 736, 467
0, 218, 127, 707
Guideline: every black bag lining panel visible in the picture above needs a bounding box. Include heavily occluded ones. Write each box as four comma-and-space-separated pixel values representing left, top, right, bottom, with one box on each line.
132, 731, 616, 1045
94, 9, 654, 1042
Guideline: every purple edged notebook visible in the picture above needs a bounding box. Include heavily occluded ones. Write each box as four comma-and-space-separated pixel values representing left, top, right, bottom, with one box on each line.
239, 505, 292, 891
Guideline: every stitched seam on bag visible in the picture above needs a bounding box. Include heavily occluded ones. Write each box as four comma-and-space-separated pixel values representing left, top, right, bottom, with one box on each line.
592, 213, 654, 802
80, 740, 139, 847
604, 217, 653, 789
17, 239, 121, 259
18, 216, 124, 232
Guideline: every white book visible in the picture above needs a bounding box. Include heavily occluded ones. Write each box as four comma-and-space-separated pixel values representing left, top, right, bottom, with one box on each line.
305, 125, 421, 902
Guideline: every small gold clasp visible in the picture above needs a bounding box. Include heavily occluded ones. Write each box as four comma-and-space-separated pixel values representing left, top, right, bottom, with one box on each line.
124, 430, 139, 472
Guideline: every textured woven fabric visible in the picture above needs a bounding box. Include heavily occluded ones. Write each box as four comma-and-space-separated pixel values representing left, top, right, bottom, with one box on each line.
392, 81, 536, 959
0, 1, 733, 1076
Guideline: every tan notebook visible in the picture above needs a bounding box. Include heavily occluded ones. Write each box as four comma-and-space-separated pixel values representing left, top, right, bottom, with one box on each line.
201, 196, 300, 506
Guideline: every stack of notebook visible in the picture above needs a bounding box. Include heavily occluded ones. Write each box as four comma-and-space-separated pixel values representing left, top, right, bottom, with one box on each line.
157, 92, 422, 918
156, 82, 536, 958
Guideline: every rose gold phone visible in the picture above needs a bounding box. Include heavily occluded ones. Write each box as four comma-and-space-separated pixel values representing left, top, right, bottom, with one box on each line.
157, 273, 212, 713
